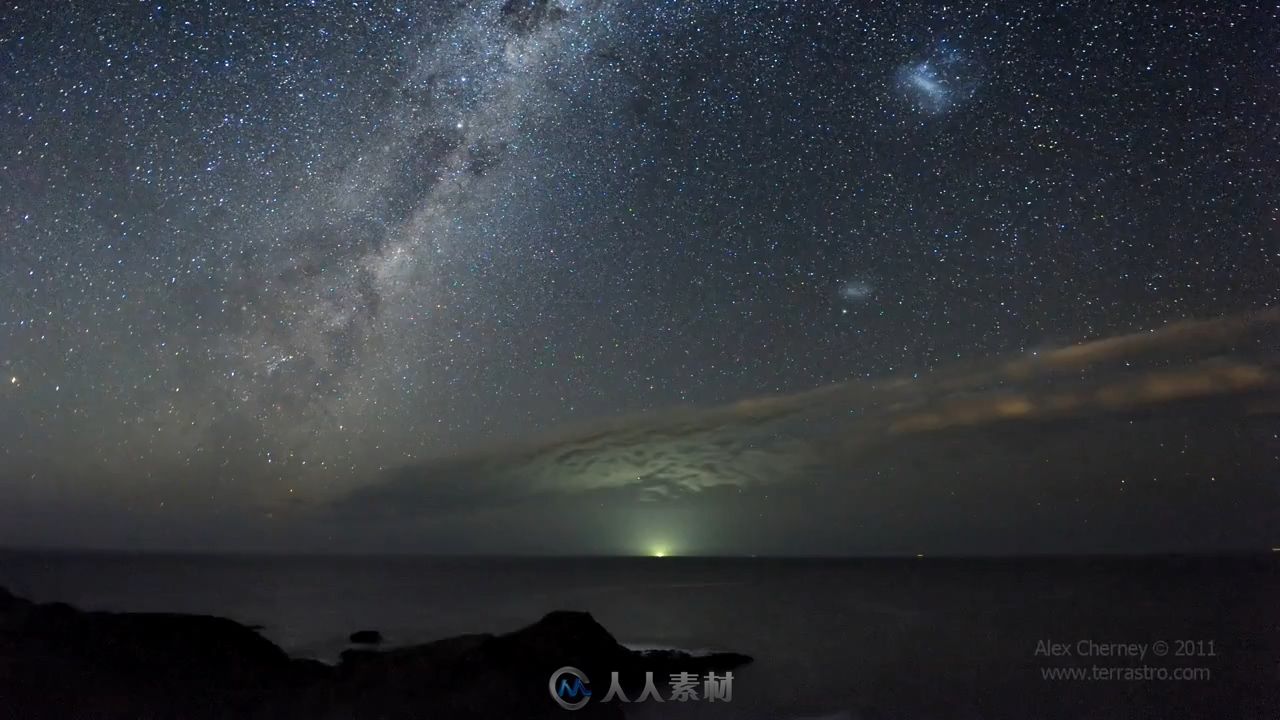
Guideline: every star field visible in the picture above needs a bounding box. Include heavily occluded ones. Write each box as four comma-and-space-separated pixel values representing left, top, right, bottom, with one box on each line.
0, 0, 1277, 548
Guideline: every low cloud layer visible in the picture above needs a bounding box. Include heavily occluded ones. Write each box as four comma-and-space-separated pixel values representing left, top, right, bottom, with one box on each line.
320, 309, 1280, 554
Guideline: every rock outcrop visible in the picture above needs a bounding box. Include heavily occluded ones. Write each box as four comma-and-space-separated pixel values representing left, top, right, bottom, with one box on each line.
0, 586, 750, 719
347, 629, 382, 645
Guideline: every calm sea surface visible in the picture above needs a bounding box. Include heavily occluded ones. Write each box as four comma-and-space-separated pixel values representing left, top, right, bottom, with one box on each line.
1, 551, 1276, 719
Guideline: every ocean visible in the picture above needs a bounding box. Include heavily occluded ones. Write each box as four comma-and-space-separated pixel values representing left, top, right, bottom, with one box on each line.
1, 550, 1276, 719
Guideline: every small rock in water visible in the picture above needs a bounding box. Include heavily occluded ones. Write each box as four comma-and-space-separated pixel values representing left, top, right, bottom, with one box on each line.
348, 630, 382, 644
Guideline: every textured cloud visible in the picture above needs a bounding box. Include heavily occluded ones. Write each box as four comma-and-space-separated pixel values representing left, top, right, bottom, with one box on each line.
328, 308, 1280, 524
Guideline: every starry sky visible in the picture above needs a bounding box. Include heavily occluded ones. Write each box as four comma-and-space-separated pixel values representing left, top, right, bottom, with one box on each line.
1, 0, 1278, 554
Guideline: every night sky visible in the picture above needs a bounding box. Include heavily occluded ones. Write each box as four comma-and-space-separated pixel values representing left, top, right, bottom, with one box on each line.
2, 1, 1278, 554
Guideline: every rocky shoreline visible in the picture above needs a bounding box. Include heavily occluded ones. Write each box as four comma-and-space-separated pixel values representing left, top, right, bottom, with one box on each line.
0, 586, 751, 718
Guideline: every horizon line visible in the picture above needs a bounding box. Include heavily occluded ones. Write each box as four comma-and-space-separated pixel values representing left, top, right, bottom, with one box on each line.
1, 544, 1276, 561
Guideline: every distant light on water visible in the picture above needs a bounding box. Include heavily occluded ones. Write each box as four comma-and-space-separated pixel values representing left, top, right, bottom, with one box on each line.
647, 542, 671, 558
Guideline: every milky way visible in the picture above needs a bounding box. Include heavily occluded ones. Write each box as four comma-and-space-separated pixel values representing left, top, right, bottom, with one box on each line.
1, 0, 1277, 551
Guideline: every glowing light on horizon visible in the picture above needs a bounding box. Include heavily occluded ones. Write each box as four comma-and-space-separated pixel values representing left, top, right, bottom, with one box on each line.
648, 542, 672, 558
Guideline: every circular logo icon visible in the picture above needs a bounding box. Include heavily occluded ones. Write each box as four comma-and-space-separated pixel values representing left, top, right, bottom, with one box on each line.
549, 666, 592, 710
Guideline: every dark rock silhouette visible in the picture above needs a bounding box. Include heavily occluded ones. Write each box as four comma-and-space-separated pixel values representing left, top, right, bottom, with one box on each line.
0, 586, 750, 719
347, 629, 382, 645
